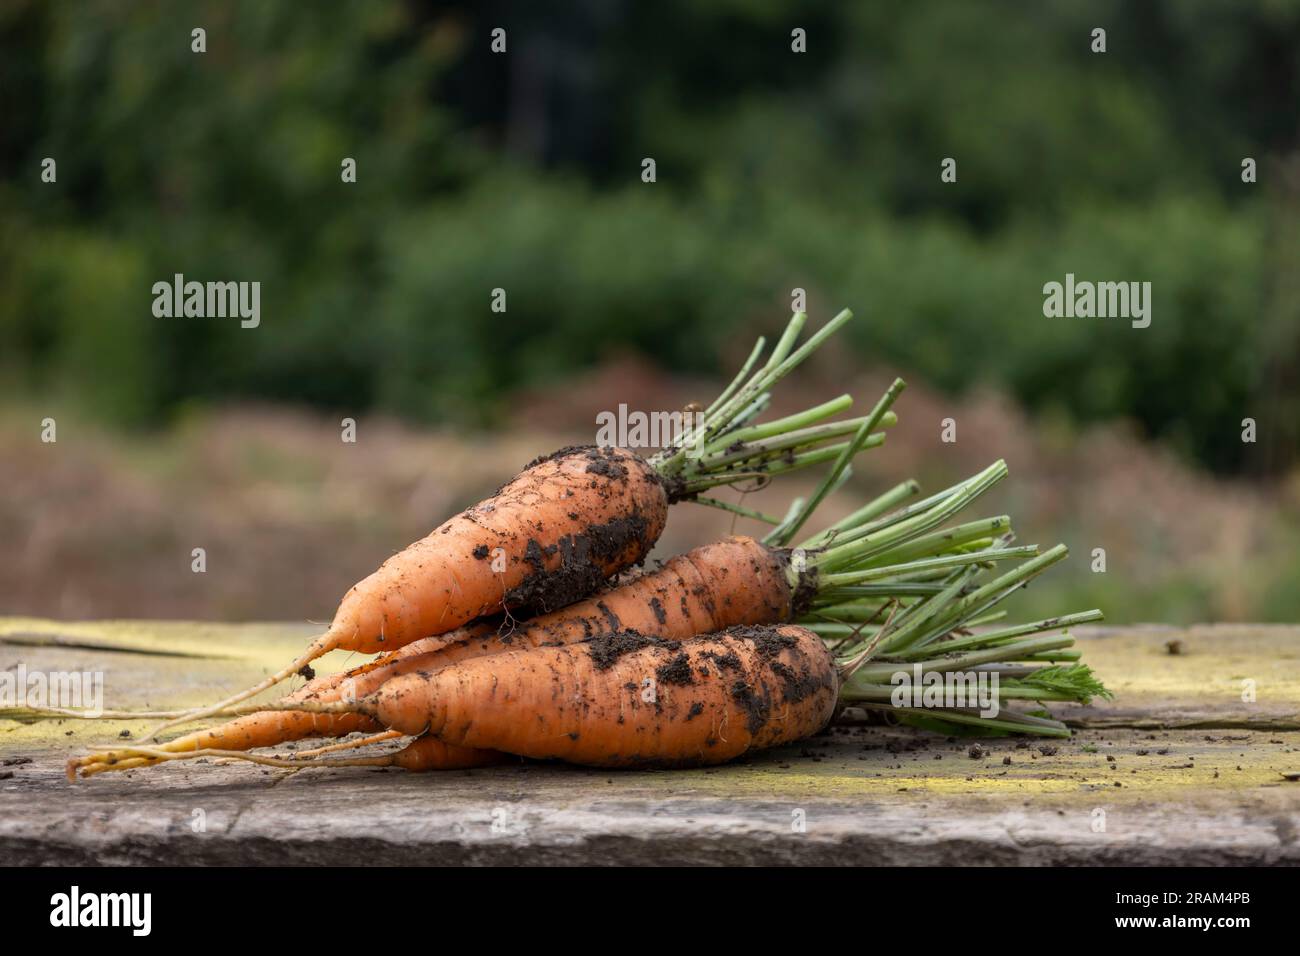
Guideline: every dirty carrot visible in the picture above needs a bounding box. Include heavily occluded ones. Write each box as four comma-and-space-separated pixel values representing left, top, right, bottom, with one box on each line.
282, 624, 844, 768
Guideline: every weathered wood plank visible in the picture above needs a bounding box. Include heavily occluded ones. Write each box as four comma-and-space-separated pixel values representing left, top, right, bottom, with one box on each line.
2, 620, 1298, 865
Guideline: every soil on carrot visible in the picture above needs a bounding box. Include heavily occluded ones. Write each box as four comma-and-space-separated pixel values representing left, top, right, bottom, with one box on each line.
648, 596, 667, 625
730, 678, 773, 734
586, 629, 673, 670
721, 624, 798, 657
702, 649, 743, 671
504, 511, 652, 614
770, 659, 830, 703
654, 652, 695, 686
522, 444, 647, 485
788, 562, 820, 617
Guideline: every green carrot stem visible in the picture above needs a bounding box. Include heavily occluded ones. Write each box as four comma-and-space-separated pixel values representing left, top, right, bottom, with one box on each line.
827, 471, 1000, 546
720, 393, 771, 435
679, 438, 879, 494
875, 565, 984, 644
704, 336, 767, 419
671, 309, 852, 467
900, 610, 1103, 658
847, 635, 1076, 684
807, 601, 926, 622
814, 460, 1008, 571
810, 583, 968, 603
882, 544, 1069, 652
1015, 650, 1082, 662
762, 310, 807, 373
699, 417, 892, 470
775, 378, 906, 549
841, 683, 1088, 705
849, 516, 1013, 569
708, 394, 853, 449
819, 545, 1039, 589
801, 479, 921, 547
844, 703, 1072, 738
960, 609, 1010, 628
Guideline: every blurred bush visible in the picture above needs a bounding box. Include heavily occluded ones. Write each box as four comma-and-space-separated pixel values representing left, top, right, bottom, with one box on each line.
1, 0, 1297, 473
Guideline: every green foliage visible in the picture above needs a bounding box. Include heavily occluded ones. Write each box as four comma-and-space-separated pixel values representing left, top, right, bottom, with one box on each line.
1, 0, 1296, 473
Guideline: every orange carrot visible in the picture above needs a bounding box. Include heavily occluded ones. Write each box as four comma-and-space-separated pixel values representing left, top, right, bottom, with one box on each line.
139, 445, 669, 738
421, 534, 796, 668
366, 624, 840, 768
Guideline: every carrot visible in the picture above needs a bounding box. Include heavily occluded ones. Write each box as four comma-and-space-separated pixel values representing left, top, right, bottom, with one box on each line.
361, 624, 841, 767
129, 308, 892, 738
146, 625, 844, 770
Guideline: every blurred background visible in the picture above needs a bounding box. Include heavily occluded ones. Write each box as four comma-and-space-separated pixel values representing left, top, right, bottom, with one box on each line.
1, 0, 1298, 625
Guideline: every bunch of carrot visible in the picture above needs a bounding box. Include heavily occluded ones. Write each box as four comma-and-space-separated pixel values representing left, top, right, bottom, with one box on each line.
46, 308, 1108, 778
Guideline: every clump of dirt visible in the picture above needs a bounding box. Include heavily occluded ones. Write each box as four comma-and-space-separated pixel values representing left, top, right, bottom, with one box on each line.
523, 443, 597, 472
648, 596, 667, 625
654, 651, 695, 686
504, 511, 651, 614
721, 624, 798, 658
584, 455, 628, 481
585, 629, 673, 670
523, 444, 650, 488
595, 601, 622, 631
702, 649, 743, 671
770, 659, 829, 704
730, 678, 772, 734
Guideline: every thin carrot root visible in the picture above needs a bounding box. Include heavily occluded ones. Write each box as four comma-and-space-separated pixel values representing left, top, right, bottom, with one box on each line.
70, 633, 465, 775
79, 734, 501, 774
136, 631, 343, 742
73, 729, 403, 781
292, 730, 404, 758
65, 697, 361, 780
4, 705, 208, 721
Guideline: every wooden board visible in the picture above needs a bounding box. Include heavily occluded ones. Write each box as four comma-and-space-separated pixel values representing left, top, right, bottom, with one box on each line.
2, 619, 1297, 865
